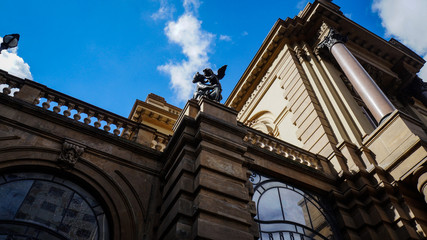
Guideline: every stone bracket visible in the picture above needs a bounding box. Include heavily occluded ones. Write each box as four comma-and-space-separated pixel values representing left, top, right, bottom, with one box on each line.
57, 139, 86, 169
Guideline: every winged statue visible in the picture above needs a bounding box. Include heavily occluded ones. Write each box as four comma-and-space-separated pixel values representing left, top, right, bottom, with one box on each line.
192, 65, 227, 102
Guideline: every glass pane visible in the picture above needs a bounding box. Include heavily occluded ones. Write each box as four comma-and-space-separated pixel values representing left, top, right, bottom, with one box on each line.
279, 188, 305, 225
0, 180, 33, 219
260, 222, 295, 232
0, 173, 109, 240
258, 188, 283, 221
305, 201, 332, 239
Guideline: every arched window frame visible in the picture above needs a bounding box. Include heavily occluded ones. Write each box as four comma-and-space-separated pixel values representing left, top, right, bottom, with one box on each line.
0, 171, 110, 240
250, 172, 338, 240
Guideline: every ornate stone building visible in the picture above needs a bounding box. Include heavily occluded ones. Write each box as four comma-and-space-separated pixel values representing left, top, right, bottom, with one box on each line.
0, 0, 426, 239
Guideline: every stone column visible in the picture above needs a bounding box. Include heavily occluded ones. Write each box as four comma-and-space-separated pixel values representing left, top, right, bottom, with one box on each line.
413, 167, 427, 203
318, 29, 395, 123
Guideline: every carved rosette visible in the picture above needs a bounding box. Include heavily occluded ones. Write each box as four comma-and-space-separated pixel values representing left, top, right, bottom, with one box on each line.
317, 28, 347, 51
57, 140, 85, 168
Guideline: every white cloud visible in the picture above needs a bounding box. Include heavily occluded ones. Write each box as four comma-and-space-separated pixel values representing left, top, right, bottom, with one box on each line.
372, 0, 427, 79
183, 0, 201, 14
0, 37, 32, 80
158, 0, 215, 102
219, 35, 231, 41
151, 0, 175, 20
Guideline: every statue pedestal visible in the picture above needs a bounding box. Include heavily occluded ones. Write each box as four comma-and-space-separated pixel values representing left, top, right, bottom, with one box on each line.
159, 97, 257, 239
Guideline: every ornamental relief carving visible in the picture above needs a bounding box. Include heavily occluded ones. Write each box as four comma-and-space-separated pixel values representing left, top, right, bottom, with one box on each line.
317, 22, 330, 40
245, 111, 279, 137
57, 140, 85, 169
317, 28, 347, 51
295, 47, 310, 63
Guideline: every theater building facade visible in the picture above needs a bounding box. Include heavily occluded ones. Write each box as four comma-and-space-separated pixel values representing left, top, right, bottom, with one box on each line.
1, 0, 426, 239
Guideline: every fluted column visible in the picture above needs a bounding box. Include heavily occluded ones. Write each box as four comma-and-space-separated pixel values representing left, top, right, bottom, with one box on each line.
318, 29, 396, 123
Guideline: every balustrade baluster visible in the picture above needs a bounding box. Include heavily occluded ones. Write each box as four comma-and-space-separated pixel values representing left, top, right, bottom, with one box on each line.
74, 106, 84, 121
150, 138, 158, 149
8, 80, 18, 96
278, 145, 287, 157
2, 84, 11, 95
243, 133, 250, 142
255, 135, 264, 148
301, 155, 309, 166
63, 103, 75, 117
154, 136, 165, 151
94, 114, 104, 128
295, 152, 304, 164
42, 95, 55, 110
84, 110, 95, 125
122, 126, 131, 139
288, 149, 297, 161
113, 122, 122, 136
1, 77, 11, 95
33, 92, 44, 105
53, 99, 65, 113
0, 76, 6, 85
263, 138, 272, 151
284, 147, 291, 158
104, 117, 113, 132
271, 142, 280, 154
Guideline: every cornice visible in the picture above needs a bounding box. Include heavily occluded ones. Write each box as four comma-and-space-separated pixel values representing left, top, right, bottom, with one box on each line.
225, 17, 306, 111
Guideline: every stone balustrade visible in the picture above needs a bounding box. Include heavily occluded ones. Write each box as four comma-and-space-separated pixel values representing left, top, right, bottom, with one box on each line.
243, 126, 327, 172
0, 70, 169, 152
0, 73, 23, 96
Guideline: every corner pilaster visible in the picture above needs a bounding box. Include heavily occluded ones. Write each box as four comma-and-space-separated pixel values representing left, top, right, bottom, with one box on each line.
159, 97, 257, 239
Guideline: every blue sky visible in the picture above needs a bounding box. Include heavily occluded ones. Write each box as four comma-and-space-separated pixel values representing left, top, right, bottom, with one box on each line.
1, 0, 426, 117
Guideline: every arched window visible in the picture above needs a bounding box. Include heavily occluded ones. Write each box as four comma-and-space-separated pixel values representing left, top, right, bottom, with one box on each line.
250, 172, 337, 240
0, 172, 109, 240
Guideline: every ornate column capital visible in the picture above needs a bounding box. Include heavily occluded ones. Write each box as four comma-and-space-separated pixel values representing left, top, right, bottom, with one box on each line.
317, 28, 348, 51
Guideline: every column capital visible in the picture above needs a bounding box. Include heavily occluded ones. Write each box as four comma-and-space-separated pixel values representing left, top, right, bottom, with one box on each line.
318, 28, 347, 51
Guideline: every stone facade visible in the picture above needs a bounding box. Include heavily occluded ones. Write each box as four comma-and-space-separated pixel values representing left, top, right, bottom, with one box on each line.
1, 0, 427, 239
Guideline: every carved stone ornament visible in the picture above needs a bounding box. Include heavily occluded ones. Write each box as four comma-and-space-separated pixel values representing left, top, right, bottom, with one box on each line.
295, 47, 309, 63
317, 28, 347, 51
57, 140, 85, 168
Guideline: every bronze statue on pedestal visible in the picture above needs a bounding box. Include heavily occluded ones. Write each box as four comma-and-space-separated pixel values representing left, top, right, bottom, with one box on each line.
192, 65, 227, 102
